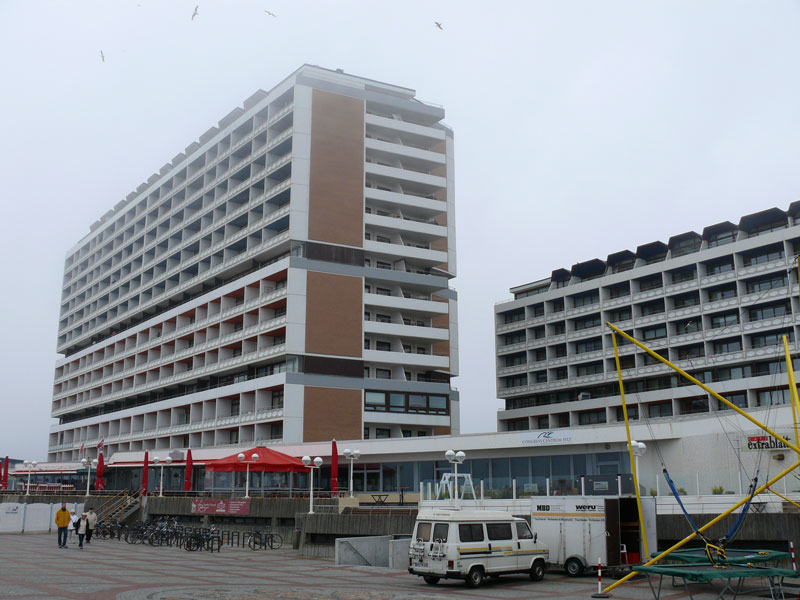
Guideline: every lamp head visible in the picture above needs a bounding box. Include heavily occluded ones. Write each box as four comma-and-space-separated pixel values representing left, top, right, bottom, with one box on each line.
237, 453, 245, 462
91, 459, 98, 467
80, 458, 87, 466
445, 449, 455, 462
301, 456, 311, 467
166, 456, 172, 465
352, 450, 360, 459
153, 456, 160, 464
344, 448, 351, 458
455, 451, 466, 463
313, 456, 323, 468
252, 453, 259, 461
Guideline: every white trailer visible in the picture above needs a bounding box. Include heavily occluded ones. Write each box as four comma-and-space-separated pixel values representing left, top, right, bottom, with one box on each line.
530, 496, 656, 576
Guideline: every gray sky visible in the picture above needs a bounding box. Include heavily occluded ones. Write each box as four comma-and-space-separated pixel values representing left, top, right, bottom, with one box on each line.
2, 1, 799, 461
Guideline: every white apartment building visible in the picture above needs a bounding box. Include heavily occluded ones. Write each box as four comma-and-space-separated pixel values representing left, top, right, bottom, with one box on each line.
48, 65, 458, 462
494, 206, 800, 449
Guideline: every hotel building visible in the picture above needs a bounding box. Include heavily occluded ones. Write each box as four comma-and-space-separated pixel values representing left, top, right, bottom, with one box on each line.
48, 65, 458, 462
495, 206, 800, 437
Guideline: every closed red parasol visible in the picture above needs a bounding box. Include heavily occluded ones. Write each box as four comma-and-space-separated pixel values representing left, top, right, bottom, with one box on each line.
331, 439, 339, 497
142, 451, 149, 495
1, 456, 7, 490
95, 452, 106, 491
184, 449, 193, 491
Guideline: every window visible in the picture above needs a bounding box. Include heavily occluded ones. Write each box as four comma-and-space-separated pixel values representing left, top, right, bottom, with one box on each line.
486, 522, 513, 541
751, 331, 793, 348
375, 314, 391, 323
706, 259, 734, 275
640, 300, 665, 316
552, 344, 567, 358
576, 362, 603, 377
758, 389, 790, 406
718, 392, 747, 410
672, 237, 701, 257
376, 287, 391, 296
376, 428, 391, 439
376, 261, 391, 270
459, 524, 484, 543
680, 397, 709, 414
573, 291, 599, 308
743, 247, 783, 266
532, 304, 545, 317
537, 416, 550, 428
578, 409, 606, 424
506, 417, 529, 431
747, 274, 787, 294
531, 326, 545, 339
673, 318, 701, 334
503, 309, 525, 324
505, 375, 527, 388
671, 268, 697, 283
611, 259, 635, 273
607, 283, 630, 299
748, 220, 786, 237
615, 405, 639, 421
505, 353, 526, 367
715, 365, 750, 382
552, 321, 566, 335
416, 522, 432, 541
363, 367, 370, 378
710, 312, 739, 328
363, 339, 371, 350
534, 348, 547, 362
708, 230, 737, 248
575, 338, 603, 353
376, 368, 391, 379
503, 331, 525, 345
673, 293, 700, 309
376, 235, 391, 243
554, 367, 568, 380
365, 392, 386, 411
574, 314, 601, 330
433, 523, 449, 542
516, 522, 533, 540
642, 325, 667, 340
230, 399, 240, 416
708, 285, 736, 301
639, 276, 663, 291
364, 427, 370, 439
713, 339, 742, 355
550, 298, 564, 313
608, 307, 632, 322
749, 302, 789, 321
375, 341, 391, 351
648, 402, 673, 418
402, 429, 412, 437
677, 345, 704, 360
534, 370, 547, 383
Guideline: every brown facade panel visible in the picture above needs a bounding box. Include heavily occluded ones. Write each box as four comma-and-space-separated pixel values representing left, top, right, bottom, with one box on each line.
433, 426, 452, 436
305, 270, 363, 357
303, 386, 362, 442
308, 89, 364, 248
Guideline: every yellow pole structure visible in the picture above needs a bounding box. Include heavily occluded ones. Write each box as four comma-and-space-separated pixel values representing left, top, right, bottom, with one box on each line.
604, 459, 800, 593
767, 486, 800, 510
605, 323, 800, 455
783, 335, 800, 462
612, 332, 649, 558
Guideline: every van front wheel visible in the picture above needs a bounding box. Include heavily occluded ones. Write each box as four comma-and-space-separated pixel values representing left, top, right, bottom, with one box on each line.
530, 560, 545, 581
466, 566, 484, 588
565, 557, 584, 577
422, 575, 440, 585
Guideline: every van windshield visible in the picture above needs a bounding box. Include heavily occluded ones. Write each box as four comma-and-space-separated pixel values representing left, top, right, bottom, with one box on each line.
432, 523, 448, 542
416, 522, 432, 541
516, 521, 533, 540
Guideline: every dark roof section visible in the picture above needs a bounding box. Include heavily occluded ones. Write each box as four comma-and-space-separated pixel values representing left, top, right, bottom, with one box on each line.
788, 201, 800, 220
571, 259, 606, 280
739, 207, 787, 233
668, 231, 701, 246
607, 250, 636, 265
702, 221, 737, 239
636, 241, 668, 260
551, 268, 571, 282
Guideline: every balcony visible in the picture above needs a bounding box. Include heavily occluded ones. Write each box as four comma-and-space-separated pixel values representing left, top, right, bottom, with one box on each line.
364, 186, 446, 215
365, 163, 445, 189
364, 240, 447, 264
365, 113, 446, 140
363, 320, 448, 341
362, 349, 449, 369
364, 212, 446, 239
363, 292, 447, 315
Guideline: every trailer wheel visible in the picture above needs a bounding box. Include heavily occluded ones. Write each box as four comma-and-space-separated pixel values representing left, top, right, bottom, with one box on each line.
466, 566, 485, 588
422, 575, 440, 585
530, 560, 545, 581
565, 557, 584, 577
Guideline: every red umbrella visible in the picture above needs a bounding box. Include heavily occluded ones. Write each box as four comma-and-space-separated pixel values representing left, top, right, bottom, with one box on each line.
1, 456, 7, 490
205, 447, 309, 472
142, 451, 149, 495
331, 439, 339, 497
184, 449, 193, 492
95, 452, 105, 491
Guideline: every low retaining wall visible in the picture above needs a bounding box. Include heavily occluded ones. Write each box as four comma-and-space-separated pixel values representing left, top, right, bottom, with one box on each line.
0, 501, 86, 533
297, 513, 416, 558
657, 513, 799, 551
335, 535, 412, 567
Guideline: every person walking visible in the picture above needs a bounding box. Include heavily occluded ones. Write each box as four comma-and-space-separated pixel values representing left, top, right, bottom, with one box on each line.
86, 508, 97, 543
55, 503, 71, 548
67, 510, 78, 545
76, 513, 89, 549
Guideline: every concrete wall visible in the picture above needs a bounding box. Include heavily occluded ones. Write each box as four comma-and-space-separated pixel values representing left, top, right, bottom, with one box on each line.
296, 512, 416, 558
0, 501, 85, 533
335, 535, 391, 566
389, 538, 412, 570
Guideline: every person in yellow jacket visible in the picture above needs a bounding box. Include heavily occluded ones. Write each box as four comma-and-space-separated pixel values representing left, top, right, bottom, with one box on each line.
54, 503, 71, 548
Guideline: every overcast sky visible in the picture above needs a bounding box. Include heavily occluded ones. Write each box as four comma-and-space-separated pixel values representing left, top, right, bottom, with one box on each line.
2, 1, 799, 461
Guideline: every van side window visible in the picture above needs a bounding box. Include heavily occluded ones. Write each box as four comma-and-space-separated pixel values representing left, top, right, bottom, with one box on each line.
486, 522, 513, 541
458, 523, 484, 542
416, 522, 432, 541
516, 521, 533, 540
432, 523, 449, 542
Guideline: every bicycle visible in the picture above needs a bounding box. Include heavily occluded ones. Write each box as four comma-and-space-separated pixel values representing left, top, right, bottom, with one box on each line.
248, 527, 283, 550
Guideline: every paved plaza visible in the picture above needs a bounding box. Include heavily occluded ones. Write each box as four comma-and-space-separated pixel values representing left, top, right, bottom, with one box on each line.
0, 533, 791, 599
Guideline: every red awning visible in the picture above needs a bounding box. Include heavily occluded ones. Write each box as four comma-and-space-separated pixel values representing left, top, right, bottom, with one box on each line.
205, 447, 309, 473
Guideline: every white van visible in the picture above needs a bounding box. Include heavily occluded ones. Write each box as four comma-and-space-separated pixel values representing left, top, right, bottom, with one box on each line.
408, 509, 549, 587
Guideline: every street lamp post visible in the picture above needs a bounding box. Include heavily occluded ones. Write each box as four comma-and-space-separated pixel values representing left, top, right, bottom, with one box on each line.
445, 450, 466, 509
631, 440, 647, 492
80, 458, 98, 497
152, 456, 172, 497
237, 452, 260, 498
301, 456, 323, 513
343, 449, 360, 498
22, 461, 37, 496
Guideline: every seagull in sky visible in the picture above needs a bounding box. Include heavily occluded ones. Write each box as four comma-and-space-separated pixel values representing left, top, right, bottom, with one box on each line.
264, 10, 276, 17
434, 21, 443, 30
100, 50, 105, 63
192, 5, 199, 20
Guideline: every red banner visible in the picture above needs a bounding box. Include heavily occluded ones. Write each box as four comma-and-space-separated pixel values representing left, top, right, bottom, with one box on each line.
190, 499, 251, 515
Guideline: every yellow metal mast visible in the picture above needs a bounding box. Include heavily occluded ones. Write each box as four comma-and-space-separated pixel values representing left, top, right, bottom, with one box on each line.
783, 335, 800, 462
611, 332, 648, 558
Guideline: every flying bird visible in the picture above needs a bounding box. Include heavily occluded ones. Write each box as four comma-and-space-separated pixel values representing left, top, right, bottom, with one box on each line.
192, 5, 199, 20
434, 21, 443, 30
100, 50, 105, 63
264, 10, 276, 17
